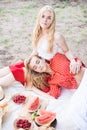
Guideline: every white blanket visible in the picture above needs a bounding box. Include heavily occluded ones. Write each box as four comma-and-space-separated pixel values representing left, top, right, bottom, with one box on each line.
1, 70, 87, 130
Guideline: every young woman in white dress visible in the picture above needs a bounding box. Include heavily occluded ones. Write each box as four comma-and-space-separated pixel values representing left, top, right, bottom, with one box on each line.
31, 5, 81, 74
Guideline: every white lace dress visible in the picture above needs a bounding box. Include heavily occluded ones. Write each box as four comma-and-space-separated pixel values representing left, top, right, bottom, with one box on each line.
36, 39, 63, 60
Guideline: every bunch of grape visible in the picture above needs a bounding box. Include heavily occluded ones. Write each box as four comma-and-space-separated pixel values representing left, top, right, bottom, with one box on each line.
16, 119, 31, 130
12, 94, 26, 104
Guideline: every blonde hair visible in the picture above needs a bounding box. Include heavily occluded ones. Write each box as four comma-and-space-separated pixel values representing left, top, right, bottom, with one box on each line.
32, 5, 55, 53
25, 56, 50, 90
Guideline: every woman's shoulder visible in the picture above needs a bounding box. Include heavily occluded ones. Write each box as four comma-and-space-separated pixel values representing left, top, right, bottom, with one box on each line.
54, 32, 64, 41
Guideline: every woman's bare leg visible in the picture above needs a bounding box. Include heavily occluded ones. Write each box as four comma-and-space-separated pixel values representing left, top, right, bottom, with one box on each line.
0, 67, 11, 78
0, 72, 15, 87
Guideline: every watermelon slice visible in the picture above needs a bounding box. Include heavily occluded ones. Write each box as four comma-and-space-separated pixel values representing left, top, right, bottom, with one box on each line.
35, 110, 56, 126
28, 97, 40, 112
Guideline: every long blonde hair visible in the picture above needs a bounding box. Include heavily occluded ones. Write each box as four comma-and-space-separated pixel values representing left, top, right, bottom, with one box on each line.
25, 56, 50, 90
32, 5, 55, 53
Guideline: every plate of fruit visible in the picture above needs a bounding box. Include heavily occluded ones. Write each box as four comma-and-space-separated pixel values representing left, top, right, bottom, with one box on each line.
12, 94, 27, 104
14, 116, 33, 130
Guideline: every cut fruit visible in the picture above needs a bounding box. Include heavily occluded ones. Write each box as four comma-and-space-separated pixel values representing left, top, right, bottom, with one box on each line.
14, 118, 31, 130
35, 110, 56, 126
12, 94, 26, 104
28, 97, 40, 112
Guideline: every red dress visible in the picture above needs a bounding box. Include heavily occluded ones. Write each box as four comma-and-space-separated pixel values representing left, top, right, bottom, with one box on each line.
48, 53, 85, 98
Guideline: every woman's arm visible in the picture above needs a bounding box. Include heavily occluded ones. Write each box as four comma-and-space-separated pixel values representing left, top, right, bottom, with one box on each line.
24, 49, 38, 66
55, 33, 74, 60
55, 33, 82, 74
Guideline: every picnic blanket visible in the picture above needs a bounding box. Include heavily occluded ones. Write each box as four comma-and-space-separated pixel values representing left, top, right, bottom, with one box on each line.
1, 69, 87, 130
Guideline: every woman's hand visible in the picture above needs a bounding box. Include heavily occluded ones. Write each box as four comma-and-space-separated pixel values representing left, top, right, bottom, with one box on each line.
70, 59, 82, 74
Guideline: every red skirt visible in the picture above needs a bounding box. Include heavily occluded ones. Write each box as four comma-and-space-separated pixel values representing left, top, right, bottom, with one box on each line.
9, 61, 26, 85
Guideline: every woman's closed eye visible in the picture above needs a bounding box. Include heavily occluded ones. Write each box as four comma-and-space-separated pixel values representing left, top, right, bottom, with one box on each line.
36, 60, 40, 64
33, 66, 37, 71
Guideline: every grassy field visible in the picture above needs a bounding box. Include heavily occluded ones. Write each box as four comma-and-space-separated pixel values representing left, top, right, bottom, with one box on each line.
0, 0, 87, 67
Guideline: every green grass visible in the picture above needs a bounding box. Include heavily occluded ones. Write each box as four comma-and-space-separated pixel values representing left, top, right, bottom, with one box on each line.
25, 2, 37, 9
0, 1, 87, 46
0, 37, 10, 46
